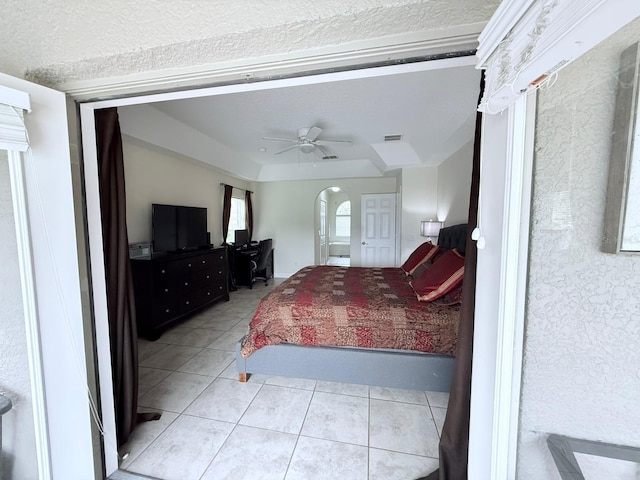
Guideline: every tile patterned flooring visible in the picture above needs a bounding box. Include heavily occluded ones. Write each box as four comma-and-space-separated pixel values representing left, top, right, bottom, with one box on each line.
121, 279, 447, 480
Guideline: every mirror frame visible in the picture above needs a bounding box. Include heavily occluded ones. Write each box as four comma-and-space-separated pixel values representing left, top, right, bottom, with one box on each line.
603, 41, 640, 253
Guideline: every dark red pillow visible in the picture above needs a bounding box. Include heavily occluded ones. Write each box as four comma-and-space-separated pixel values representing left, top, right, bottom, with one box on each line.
410, 249, 465, 301
401, 242, 440, 275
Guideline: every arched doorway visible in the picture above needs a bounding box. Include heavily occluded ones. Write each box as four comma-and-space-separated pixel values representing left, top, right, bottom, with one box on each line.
315, 187, 351, 266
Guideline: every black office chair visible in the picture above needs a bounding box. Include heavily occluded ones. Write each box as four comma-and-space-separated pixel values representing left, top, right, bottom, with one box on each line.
250, 238, 273, 288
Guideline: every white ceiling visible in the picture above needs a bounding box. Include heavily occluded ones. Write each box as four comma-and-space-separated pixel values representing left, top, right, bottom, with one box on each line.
120, 57, 481, 182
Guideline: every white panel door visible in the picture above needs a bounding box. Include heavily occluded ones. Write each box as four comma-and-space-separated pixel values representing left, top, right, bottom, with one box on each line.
360, 193, 396, 267
0, 73, 95, 479
319, 199, 328, 265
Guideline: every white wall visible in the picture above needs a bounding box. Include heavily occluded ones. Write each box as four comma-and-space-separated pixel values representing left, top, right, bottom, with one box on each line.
122, 137, 251, 248
0, 155, 38, 479
437, 140, 473, 226
517, 18, 640, 479
400, 166, 438, 261
255, 177, 397, 277
398, 147, 473, 263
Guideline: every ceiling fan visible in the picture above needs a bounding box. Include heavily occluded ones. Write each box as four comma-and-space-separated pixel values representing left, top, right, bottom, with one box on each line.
262, 126, 351, 156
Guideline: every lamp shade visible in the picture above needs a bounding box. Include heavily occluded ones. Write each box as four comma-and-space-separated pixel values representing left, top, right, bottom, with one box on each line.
421, 220, 443, 238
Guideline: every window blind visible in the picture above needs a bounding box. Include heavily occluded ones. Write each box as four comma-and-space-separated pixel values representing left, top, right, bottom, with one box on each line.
0, 103, 29, 151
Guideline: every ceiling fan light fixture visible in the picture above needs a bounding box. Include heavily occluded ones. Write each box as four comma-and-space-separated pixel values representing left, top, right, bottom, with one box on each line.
299, 143, 315, 154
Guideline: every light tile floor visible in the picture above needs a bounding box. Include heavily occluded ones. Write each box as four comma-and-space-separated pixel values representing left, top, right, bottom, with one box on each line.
120, 279, 447, 480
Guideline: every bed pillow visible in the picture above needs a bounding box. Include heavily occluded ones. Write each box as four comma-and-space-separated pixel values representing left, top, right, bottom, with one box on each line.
410, 248, 465, 302
401, 242, 440, 275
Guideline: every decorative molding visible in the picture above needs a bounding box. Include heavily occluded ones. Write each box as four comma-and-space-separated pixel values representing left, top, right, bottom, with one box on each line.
7, 150, 52, 480
60, 25, 484, 101
477, 0, 640, 113
490, 93, 536, 479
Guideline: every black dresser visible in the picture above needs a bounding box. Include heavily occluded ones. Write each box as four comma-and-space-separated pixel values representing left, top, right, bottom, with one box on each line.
131, 247, 229, 340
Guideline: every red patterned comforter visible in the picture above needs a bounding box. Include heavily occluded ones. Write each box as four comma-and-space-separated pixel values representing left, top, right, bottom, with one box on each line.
240, 266, 460, 358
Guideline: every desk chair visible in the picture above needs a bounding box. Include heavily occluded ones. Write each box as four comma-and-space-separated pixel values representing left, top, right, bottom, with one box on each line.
250, 238, 273, 288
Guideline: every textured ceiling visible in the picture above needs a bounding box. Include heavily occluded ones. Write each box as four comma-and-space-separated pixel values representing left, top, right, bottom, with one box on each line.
0, 0, 499, 83
119, 58, 481, 182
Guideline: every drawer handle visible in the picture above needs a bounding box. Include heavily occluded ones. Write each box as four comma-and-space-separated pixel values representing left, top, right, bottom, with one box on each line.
218, 270, 222, 274
185, 301, 190, 305
219, 286, 223, 290
202, 260, 206, 264
184, 282, 189, 286
164, 288, 169, 292
206, 275, 210, 279
188, 263, 192, 267
165, 308, 170, 313
207, 292, 211, 296
161, 269, 166, 274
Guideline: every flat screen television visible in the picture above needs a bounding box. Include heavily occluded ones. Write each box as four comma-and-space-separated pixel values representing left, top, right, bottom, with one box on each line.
152, 204, 208, 253
234, 229, 249, 247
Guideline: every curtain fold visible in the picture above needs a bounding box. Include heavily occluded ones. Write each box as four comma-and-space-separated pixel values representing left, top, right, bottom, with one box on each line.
245, 189, 253, 242
95, 107, 138, 447
419, 73, 484, 480
222, 184, 233, 245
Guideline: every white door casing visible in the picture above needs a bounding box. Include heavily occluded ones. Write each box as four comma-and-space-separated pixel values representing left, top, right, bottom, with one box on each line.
360, 193, 396, 267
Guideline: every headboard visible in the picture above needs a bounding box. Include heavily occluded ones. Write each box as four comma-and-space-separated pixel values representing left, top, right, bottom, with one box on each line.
437, 224, 468, 255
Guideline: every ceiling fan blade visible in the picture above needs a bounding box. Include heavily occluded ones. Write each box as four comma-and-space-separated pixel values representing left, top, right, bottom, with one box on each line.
274, 144, 300, 155
316, 145, 330, 158
305, 126, 322, 141
262, 136, 298, 143
315, 139, 352, 145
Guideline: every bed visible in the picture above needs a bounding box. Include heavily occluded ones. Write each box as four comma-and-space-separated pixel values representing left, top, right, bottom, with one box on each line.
235, 224, 468, 392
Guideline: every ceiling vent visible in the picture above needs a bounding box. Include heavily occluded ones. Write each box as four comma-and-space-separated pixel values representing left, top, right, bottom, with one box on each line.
322, 155, 338, 160
384, 134, 403, 141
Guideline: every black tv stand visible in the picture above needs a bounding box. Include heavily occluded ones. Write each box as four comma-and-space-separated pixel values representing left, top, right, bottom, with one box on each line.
130, 247, 229, 340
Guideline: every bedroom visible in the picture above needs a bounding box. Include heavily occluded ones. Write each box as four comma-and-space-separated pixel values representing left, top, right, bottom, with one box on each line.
2, 1, 639, 479
107, 59, 478, 478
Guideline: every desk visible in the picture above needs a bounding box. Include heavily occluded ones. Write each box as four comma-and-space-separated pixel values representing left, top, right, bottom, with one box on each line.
232, 244, 273, 288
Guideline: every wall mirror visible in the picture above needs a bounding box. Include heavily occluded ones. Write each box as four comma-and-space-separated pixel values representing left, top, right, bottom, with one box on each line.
603, 41, 640, 253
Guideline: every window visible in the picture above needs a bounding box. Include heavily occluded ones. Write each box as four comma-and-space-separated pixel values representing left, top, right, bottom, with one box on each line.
335, 201, 351, 237
226, 196, 246, 243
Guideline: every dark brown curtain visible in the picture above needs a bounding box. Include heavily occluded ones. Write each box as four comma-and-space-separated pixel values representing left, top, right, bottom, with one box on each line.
420, 73, 484, 480
95, 108, 138, 447
245, 189, 253, 242
222, 184, 233, 245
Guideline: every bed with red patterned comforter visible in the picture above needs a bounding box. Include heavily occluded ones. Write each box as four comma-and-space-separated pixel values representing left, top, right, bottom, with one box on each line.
240, 265, 460, 358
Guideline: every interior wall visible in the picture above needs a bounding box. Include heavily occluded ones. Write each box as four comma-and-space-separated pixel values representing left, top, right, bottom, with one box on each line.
517, 18, 640, 478
0, 154, 38, 480
122, 137, 251, 248
400, 166, 438, 261
437, 140, 473, 226
255, 177, 397, 277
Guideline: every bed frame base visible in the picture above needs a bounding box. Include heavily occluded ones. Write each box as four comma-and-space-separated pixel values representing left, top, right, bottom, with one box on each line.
236, 337, 454, 392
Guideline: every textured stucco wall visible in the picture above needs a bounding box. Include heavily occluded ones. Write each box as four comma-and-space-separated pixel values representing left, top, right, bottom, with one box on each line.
0, 155, 38, 479
0, 0, 499, 84
517, 18, 640, 479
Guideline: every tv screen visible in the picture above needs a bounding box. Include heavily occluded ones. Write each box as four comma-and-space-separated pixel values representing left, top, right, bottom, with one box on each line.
152, 204, 208, 253
234, 229, 249, 246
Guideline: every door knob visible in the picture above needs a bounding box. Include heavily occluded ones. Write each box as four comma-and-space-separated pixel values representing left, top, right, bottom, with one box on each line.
361, 242, 367, 245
